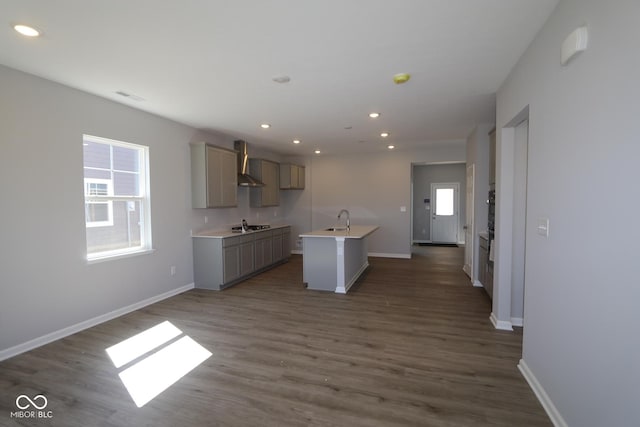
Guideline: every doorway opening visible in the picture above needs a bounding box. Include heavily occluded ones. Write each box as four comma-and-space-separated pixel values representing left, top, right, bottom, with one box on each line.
492, 110, 529, 330
411, 163, 466, 255
430, 182, 460, 244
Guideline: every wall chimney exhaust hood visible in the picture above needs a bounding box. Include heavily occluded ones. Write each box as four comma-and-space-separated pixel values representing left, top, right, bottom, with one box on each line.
234, 140, 264, 187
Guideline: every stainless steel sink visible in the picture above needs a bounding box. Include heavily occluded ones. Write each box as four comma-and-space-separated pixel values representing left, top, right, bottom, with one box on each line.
324, 227, 347, 232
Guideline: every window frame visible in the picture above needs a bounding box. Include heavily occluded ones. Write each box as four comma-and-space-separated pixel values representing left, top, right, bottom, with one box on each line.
84, 178, 114, 228
83, 134, 153, 262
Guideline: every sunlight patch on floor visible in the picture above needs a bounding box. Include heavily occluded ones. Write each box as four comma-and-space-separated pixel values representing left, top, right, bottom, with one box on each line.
105, 321, 212, 408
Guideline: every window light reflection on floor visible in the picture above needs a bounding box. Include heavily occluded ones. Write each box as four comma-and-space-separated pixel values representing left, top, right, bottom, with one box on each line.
105, 321, 212, 408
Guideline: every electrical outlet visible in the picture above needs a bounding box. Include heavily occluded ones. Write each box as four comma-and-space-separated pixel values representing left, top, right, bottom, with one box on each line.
204, 216, 208, 224
170, 266, 176, 276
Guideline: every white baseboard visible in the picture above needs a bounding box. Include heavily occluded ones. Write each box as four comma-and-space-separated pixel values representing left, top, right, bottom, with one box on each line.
0, 283, 194, 362
518, 359, 567, 427
293, 250, 411, 259
511, 317, 524, 327
369, 252, 411, 259
489, 312, 513, 331
472, 279, 483, 288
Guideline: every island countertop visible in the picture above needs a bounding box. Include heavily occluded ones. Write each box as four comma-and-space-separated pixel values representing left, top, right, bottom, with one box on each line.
299, 225, 379, 239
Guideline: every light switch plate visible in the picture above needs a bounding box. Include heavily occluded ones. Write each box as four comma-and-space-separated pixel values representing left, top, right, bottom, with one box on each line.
537, 218, 550, 237
400, 206, 407, 212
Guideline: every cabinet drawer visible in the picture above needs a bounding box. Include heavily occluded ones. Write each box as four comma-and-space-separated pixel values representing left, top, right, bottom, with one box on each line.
223, 234, 254, 247
255, 230, 273, 239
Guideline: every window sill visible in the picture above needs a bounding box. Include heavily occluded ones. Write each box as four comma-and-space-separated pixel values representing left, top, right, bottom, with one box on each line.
87, 248, 156, 265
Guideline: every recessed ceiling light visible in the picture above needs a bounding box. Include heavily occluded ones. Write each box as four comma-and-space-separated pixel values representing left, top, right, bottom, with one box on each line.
14, 24, 40, 37
260, 123, 271, 129
369, 112, 380, 119
293, 139, 301, 144
314, 150, 321, 154
380, 132, 390, 138
388, 145, 395, 150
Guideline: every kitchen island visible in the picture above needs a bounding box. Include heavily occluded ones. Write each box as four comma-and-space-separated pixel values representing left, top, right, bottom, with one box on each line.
300, 225, 379, 293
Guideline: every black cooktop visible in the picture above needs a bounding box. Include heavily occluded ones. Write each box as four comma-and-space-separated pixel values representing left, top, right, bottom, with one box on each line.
231, 224, 271, 232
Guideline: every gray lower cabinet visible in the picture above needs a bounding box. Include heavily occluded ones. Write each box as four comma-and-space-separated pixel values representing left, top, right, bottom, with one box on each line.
193, 226, 291, 290
254, 231, 273, 271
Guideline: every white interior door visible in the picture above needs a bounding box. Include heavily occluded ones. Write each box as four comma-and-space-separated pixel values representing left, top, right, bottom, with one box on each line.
463, 166, 474, 277
431, 183, 459, 243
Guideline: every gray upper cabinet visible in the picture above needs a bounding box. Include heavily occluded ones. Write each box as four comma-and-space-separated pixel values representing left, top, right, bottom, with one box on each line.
280, 164, 305, 190
190, 142, 237, 208
249, 159, 280, 207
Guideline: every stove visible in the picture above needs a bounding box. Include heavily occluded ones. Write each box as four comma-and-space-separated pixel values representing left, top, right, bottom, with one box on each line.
231, 224, 271, 232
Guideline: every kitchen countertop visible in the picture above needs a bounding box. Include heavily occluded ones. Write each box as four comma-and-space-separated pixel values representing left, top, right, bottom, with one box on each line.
192, 224, 290, 239
299, 225, 379, 239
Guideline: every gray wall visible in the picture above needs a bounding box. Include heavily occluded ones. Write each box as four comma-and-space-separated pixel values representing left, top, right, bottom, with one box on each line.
411, 163, 466, 243
282, 143, 467, 258
496, 0, 640, 425
0, 65, 285, 356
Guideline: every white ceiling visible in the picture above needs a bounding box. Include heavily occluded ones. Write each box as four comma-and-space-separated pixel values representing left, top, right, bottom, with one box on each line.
1, 0, 558, 155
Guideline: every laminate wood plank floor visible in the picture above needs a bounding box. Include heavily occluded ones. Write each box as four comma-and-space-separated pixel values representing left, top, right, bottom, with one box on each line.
0, 247, 551, 426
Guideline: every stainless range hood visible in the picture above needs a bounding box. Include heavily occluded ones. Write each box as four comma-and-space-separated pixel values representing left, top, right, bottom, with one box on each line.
234, 140, 264, 187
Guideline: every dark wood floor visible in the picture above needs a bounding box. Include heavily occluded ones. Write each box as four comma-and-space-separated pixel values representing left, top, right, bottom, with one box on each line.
0, 247, 551, 426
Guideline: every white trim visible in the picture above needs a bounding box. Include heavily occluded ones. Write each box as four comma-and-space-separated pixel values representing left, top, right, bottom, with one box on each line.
518, 359, 568, 427
489, 312, 513, 331
472, 279, 483, 288
335, 238, 346, 293
293, 251, 410, 259
0, 283, 194, 362
335, 261, 369, 294
511, 317, 524, 327
369, 252, 411, 259
87, 248, 156, 264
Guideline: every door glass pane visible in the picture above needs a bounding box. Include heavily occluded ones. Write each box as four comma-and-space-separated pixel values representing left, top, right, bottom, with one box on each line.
436, 188, 454, 216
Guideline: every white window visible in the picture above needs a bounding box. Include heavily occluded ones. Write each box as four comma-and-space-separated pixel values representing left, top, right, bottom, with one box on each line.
84, 178, 114, 227
83, 135, 152, 261
435, 188, 455, 216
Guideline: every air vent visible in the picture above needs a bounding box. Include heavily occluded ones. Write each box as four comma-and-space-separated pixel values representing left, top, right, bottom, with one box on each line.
115, 91, 145, 102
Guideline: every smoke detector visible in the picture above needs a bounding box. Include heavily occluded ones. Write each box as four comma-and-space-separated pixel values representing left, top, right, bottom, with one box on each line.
393, 73, 411, 84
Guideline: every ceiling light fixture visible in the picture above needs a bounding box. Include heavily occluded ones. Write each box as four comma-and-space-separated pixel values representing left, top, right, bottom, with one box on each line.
369, 112, 380, 118
380, 132, 390, 138
314, 150, 321, 154
260, 123, 271, 129
13, 24, 40, 37
388, 145, 395, 150
293, 139, 301, 144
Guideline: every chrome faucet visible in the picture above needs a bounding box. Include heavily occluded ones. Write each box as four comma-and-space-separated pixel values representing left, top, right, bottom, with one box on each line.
338, 209, 350, 230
